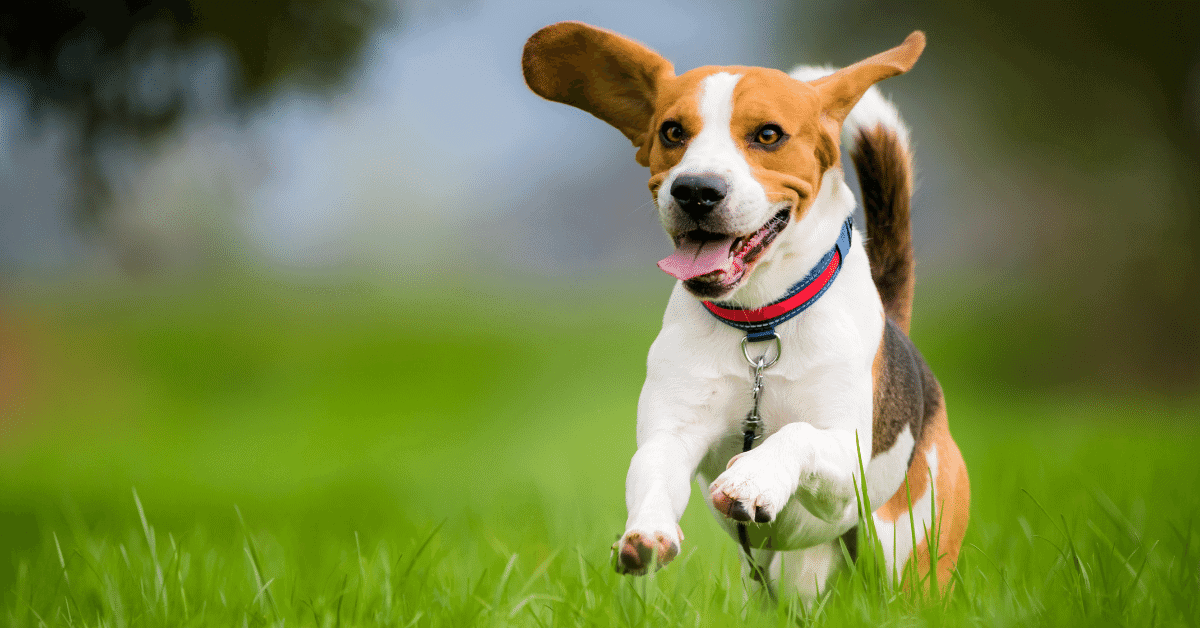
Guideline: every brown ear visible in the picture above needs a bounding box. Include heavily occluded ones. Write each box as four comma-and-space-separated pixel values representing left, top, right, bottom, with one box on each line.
809, 31, 925, 134
522, 21, 674, 166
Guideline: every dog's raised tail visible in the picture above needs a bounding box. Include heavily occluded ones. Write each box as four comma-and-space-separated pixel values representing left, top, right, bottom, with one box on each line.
792, 66, 918, 332
844, 85, 917, 334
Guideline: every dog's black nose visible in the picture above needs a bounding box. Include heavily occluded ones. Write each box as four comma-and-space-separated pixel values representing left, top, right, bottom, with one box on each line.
670, 174, 727, 218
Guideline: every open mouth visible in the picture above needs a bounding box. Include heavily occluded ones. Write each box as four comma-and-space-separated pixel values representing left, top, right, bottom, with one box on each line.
657, 209, 791, 295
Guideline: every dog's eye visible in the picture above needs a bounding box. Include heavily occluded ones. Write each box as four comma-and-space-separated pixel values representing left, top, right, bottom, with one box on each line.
660, 121, 685, 145
755, 124, 784, 145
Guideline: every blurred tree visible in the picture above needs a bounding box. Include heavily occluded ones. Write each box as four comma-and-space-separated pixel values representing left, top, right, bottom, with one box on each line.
0, 0, 394, 228
781, 1, 1200, 390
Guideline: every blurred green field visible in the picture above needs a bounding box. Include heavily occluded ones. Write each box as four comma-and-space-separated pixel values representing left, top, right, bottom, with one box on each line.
1, 277, 1198, 626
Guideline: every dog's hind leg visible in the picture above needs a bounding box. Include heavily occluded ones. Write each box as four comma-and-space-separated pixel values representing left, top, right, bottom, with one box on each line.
872, 407, 970, 593
773, 540, 846, 602
740, 548, 777, 600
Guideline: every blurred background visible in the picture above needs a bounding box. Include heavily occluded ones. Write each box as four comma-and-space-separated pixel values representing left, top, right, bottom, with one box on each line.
1, 0, 1198, 613
4, 0, 1198, 388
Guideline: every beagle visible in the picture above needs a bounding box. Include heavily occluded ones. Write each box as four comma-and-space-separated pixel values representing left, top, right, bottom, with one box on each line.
522, 22, 969, 599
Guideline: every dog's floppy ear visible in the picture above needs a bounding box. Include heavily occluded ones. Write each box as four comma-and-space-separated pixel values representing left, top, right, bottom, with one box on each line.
523, 21, 674, 166
809, 31, 925, 136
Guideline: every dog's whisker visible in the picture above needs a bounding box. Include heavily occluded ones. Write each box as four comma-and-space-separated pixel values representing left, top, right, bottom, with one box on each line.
630, 199, 658, 215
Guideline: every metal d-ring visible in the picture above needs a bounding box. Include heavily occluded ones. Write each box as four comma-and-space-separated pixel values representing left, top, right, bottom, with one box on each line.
741, 334, 782, 369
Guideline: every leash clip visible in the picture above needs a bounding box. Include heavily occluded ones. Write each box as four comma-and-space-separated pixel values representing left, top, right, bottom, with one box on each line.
741, 332, 780, 445
740, 334, 781, 369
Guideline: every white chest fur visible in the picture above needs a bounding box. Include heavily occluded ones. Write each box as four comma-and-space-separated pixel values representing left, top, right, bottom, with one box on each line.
634, 173, 895, 550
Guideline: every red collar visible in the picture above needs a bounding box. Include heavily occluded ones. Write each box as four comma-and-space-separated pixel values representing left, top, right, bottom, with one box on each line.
702, 217, 852, 342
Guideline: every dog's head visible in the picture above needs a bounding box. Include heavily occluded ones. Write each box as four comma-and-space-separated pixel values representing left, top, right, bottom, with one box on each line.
523, 22, 924, 300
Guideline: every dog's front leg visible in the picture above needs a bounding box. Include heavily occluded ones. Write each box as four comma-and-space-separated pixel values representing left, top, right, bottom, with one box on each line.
709, 423, 862, 526
615, 429, 712, 575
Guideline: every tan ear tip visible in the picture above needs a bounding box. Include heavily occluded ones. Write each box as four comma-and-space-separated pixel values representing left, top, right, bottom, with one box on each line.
522, 21, 602, 68
522, 22, 579, 91
526, 20, 594, 46
904, 30, 927, 52
520, 35, 540, 84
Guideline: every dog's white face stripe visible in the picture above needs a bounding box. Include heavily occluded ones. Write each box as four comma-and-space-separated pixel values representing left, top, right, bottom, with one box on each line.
656, 72, 771, 236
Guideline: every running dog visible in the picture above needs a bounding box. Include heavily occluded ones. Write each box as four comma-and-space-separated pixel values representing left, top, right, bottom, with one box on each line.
522, 22, 969, 598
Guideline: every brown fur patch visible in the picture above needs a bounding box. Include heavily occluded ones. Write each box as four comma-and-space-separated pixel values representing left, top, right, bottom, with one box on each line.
870, 318, 940, 457
875, 428, 931, 523
852, 125, 916, 333
814, 131, 839, 173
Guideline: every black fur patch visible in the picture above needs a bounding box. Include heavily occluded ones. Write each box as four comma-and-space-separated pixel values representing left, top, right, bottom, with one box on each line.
872, 319, 941, 458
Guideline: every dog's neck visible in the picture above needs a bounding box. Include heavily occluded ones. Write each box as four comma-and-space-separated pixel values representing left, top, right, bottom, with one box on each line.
717, 168, 857, 310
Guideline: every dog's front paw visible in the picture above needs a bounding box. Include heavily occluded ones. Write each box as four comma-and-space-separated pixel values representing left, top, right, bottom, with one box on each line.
611, 525, 682, 575
709, 450, 793, 524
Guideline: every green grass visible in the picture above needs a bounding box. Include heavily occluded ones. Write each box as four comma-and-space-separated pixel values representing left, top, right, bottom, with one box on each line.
1, 277, 1198, 627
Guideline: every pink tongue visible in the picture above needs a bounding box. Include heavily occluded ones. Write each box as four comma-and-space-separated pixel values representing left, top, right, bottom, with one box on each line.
657, 236, 738, 280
